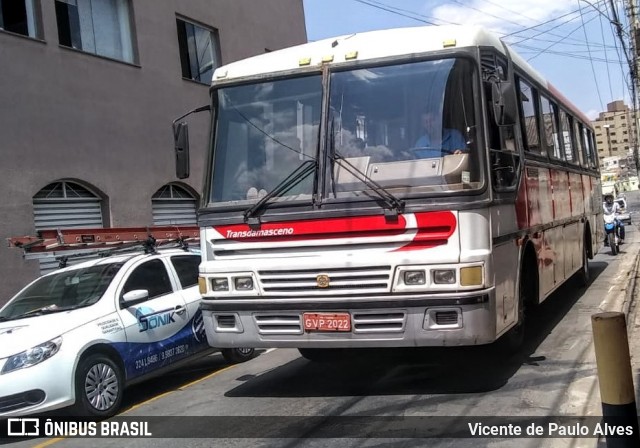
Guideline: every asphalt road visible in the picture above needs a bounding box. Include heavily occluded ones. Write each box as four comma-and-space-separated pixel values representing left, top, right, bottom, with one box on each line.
6, 191, 640, 448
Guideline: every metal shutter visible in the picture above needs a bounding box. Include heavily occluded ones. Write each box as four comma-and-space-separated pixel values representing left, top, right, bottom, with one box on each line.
152, 184, 197, 225
152, 199, 197, 225
33, 182, 104, 274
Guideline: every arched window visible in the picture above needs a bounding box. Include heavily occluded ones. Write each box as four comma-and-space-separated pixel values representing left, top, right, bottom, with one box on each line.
151, 184, 198, 225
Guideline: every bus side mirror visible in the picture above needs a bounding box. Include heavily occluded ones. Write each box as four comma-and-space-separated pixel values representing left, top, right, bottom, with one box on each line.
491, 81, 517, 127
174, 122, 190, 179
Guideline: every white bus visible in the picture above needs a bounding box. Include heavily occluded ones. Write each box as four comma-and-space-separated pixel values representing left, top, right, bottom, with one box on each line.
173, 25, 602, 361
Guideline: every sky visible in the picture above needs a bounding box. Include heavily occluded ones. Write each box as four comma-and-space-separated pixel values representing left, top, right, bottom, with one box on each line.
302, 0, 634, 120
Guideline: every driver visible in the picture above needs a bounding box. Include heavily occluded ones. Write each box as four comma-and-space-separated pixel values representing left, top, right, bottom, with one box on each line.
603, 193, 624, 244
413, 111, 467, 158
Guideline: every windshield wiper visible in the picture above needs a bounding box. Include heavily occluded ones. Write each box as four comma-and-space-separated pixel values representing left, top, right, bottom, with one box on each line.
243, 159, 317, 226
10, 303, 88, 320
331, 152, 405, 219
327, 117, 404, 219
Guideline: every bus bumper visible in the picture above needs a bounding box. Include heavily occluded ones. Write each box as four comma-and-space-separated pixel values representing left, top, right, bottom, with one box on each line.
200, 289, 497, 348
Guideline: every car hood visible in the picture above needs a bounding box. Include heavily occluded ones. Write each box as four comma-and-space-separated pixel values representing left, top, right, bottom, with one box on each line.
0, 309, 98, 358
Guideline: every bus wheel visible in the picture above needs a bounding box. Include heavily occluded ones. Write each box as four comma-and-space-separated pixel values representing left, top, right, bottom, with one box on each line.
576, 237, 590, 287
298, 348, 346, 363
497, 257, 535, 355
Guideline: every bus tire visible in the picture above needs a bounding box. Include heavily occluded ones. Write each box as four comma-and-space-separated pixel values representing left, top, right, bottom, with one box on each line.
576, 235, 590, 287
497, 249, 536, 354
298, 348, 346, 363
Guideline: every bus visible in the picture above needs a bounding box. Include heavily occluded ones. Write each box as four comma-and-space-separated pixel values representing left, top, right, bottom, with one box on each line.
173, 25, 602, 361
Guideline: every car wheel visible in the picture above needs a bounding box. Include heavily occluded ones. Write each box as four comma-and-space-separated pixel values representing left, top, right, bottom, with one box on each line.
221, 348, 255, 364
73, 354, 123, 418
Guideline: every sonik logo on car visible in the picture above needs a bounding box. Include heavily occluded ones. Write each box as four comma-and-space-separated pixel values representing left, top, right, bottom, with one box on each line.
135, 306, 176, 332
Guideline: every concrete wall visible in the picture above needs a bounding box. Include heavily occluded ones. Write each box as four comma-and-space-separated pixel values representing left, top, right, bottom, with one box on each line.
0, 0, 307, 305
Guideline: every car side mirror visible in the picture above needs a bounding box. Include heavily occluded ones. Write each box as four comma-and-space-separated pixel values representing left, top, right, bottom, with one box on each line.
173, 122, 190, 179
121, 289, 149, 306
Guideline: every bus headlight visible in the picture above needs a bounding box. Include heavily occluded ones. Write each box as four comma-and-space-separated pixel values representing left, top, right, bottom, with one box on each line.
212, 278, 230, 291
433, 269, 456, 284
404, 270, 426, 285
234, 277, 254, 291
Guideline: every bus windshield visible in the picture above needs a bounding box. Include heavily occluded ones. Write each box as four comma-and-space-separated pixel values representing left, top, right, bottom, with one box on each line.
210, 75, 322, 205
329, 57, 481, 195
208, 57, 481, 207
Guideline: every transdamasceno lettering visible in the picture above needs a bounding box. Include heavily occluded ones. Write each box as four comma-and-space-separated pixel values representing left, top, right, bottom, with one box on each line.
226, 228, 294, 238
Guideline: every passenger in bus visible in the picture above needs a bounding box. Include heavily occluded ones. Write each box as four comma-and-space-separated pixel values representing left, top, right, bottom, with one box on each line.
413, 111, 467, 158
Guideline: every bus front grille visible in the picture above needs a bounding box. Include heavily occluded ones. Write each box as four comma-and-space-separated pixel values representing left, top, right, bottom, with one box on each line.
257, 266, 392, 295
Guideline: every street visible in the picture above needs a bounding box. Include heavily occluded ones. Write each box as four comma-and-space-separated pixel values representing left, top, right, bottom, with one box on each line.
5, 191, 640, 448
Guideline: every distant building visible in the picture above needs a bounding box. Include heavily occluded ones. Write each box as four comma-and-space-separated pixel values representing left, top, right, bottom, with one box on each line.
0, 0, 307, 305
592, 100, 638, 162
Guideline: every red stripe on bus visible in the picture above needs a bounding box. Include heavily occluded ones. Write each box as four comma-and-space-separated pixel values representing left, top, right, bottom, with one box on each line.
213, 211, 457, 245
215, 214, 408, 242
394, 211, 457, 251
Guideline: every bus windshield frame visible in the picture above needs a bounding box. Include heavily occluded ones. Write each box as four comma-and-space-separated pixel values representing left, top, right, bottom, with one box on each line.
206, 53, 485, 210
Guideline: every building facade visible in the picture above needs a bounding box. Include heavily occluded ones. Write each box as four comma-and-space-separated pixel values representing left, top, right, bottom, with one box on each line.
592, 100, 638, 161
592, 100, 639, 194
0, 0, 307, 305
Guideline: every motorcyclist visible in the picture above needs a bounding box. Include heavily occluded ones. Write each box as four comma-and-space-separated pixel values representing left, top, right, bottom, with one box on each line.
603, 193, 624, 244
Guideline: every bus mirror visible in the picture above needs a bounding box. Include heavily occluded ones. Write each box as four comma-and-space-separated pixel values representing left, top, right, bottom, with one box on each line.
491, 81, 516, 127
174, 122, 190, 179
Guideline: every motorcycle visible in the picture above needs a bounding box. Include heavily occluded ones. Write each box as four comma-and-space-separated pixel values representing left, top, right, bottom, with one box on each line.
603, 214, 624, 255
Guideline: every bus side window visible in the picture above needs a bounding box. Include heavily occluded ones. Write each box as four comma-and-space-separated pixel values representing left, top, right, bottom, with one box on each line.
486, 82, 519, 190
517, 77, 542, 155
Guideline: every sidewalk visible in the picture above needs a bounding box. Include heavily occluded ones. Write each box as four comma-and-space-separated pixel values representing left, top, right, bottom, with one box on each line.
594, 241, 640, 447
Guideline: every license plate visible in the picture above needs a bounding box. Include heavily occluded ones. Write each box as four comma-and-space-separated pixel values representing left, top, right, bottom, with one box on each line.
303, 312, 351, 332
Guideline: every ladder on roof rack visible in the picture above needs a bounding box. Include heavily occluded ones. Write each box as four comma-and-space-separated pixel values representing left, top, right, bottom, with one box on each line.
7, 225, 201, 262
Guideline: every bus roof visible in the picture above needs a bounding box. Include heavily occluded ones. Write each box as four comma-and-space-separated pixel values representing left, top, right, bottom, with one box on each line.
211, 24, 591, 126
213, 25, 534, 81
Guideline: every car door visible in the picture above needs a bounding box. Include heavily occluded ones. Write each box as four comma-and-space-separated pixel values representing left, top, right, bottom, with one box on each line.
168, 254, 210, 355
116, 257, 190, 379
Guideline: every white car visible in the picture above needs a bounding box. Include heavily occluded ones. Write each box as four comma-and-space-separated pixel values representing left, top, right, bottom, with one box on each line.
0, 249, 255, 418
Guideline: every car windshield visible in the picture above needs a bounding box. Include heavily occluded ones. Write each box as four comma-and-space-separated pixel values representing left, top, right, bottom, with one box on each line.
0, 262, 124, 320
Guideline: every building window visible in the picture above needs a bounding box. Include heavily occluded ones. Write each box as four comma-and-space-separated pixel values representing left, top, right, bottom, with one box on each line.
0, 0, 40, 38
55, 0, 134, 63
176, 18, 219, 84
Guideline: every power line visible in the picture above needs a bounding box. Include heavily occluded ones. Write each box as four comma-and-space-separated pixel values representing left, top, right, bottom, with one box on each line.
501, 3, 602, 38
525, 10, 601, 61
507, 6, 599, 45
513, 44, 626, 63
577, 0, 605, 110
604, 0, 634, 101
351, 0, 439, 25
358, 0, 457, 25
600, 1, 615, 98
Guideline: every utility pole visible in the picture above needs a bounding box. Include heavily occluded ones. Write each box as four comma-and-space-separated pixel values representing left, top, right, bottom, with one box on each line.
623, 0, 640, 176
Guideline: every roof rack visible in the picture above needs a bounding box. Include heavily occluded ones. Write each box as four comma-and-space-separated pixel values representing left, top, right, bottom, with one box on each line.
7, 225, 200, 263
